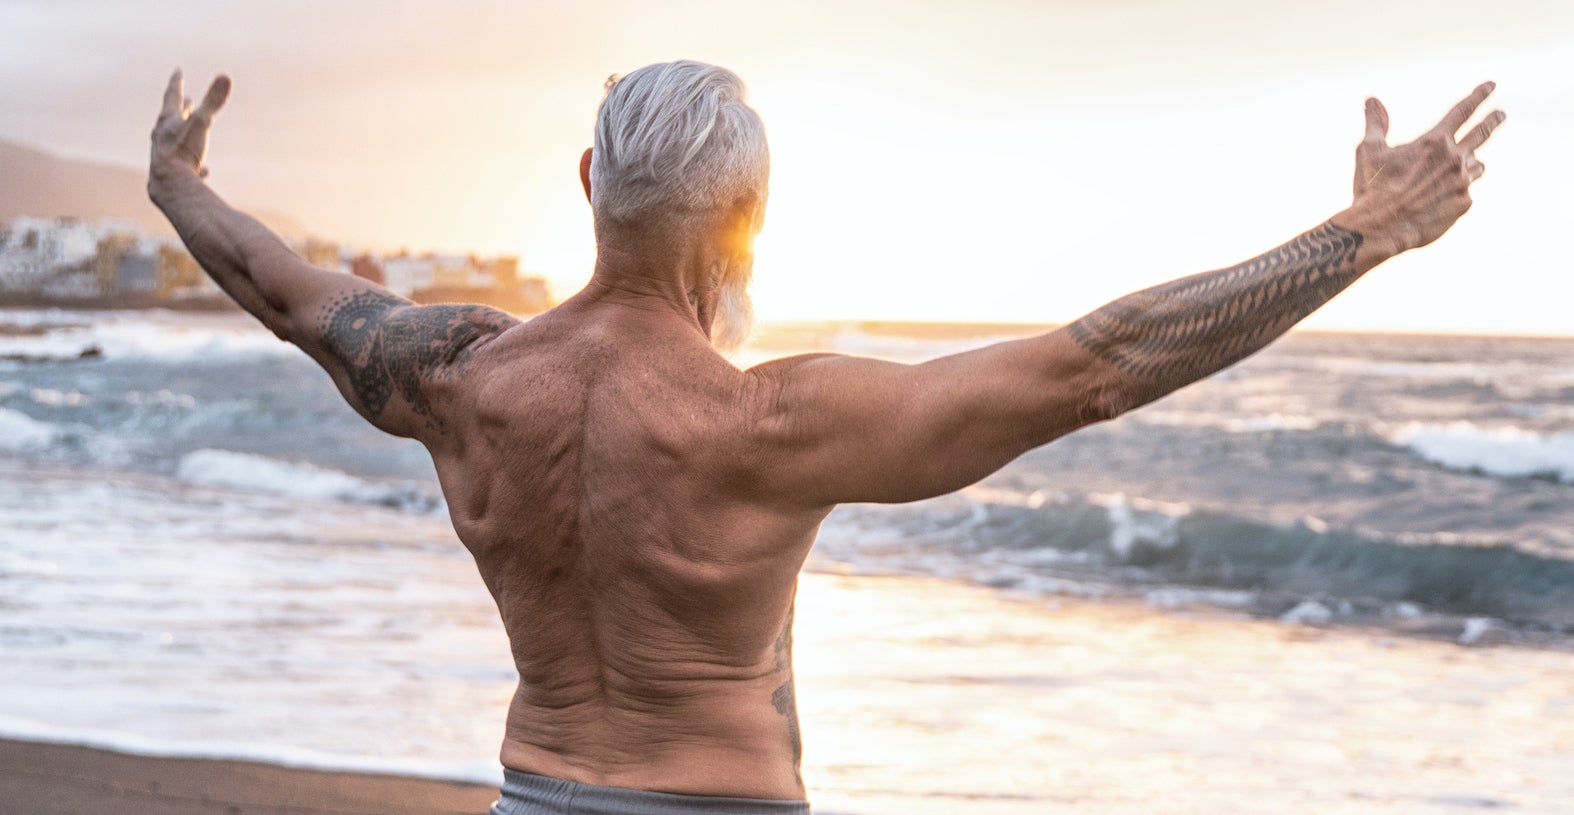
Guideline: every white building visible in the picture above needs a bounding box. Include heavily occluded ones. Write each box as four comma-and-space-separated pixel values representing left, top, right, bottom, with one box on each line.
0, 217, 105, 292
381, 256, 437, 297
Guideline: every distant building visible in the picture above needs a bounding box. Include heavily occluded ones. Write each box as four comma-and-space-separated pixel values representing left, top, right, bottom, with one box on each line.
116, 250, 158, 294
1, 216, 555, 313
349, 253, 385, 285
94, 232, 140, 292
301, 238, 341, 272
382, 255, 437, 296
0, 216, 102, 292
155, 244, 203, 296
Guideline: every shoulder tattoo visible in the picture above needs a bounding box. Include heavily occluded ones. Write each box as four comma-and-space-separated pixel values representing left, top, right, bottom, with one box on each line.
318, 290, 513, 425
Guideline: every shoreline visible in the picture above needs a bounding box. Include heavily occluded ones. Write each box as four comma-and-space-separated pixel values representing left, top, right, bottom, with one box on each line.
5, 571, 1573, 813
0, 738, 498, 815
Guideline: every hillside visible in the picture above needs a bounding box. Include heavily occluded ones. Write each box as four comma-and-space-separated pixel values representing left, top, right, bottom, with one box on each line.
0, 138, 305, 240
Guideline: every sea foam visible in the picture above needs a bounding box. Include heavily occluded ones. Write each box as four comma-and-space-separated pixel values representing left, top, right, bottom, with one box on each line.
1392, 421, 1574, 483
175, 448, 438, 511
0, 311, 300, 363
0, 406, 58, 451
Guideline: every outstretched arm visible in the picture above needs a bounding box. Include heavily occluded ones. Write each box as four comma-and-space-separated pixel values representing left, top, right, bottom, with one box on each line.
747, 84, 1505, 507
147, 71, 518, 439
1068, 83, 1505, 413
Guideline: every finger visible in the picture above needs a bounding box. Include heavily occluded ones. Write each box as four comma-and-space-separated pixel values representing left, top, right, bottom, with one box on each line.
161, 70, 184, 119
1432, 81, 1496, 137
190, 75, 231, 125
1467, 158, 1485, 181
1363, 97, 1389, 146
1458, 109, 1506, 152
182, 96, 193, 117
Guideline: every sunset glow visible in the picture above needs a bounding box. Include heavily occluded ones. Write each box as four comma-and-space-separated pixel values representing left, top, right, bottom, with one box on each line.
1, 0, 1569, 334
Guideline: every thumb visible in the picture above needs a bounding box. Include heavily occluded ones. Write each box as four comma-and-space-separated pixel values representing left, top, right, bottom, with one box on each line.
1363, 97, 1389, 146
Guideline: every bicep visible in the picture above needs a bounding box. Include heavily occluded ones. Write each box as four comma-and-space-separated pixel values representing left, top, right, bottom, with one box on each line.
752, 331, 1118, 506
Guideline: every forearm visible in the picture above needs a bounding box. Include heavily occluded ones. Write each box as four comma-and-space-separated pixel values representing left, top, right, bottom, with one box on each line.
1066, 205, 1401, 414
148, 165, 302, 335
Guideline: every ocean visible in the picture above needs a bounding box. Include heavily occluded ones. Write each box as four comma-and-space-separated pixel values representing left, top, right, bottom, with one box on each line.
2, 308, 1572, 813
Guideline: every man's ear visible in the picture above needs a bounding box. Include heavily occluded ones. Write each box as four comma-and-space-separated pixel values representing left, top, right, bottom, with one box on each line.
579, 148, 593, 204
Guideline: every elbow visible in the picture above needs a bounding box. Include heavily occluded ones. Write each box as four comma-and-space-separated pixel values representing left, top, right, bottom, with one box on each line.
1078, 364, 1148, 425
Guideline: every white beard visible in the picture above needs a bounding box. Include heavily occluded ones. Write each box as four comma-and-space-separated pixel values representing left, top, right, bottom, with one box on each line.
710, 272, 753, 354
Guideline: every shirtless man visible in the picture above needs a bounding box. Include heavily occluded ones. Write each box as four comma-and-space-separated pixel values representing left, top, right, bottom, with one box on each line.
149, 61, 1504, 813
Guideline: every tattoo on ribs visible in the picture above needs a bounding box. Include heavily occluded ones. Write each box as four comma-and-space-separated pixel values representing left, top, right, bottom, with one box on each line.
774, 605, 794, 672
1067, 221, 1363, 392
318, 290, 510, 426
771, 605, 801, 779
772, 680, 803, 778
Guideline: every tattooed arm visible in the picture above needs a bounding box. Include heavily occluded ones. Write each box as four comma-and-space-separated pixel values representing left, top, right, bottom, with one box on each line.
148, 72, 518, 438
1069, 83, 1505, 415
747, 84, 1505, 506
1064, 219, 1368, 413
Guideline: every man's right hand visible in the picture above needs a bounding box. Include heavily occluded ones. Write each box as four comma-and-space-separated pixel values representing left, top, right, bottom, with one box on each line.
149, 70, 231, 202
1350, 82, 1505, 255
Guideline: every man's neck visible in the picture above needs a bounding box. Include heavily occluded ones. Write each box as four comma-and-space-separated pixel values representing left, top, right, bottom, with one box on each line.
587, 230, 730, 339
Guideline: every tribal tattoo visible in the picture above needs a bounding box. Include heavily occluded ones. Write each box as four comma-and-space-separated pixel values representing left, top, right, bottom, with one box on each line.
772, 606, 801, 782
318, 290, 512, 427
771, 679, 802, 782
1067, 221, 1364, 401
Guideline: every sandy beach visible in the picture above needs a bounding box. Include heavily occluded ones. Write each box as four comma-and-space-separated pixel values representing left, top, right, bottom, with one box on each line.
6, 571, 1572, 814
0, 738, 497, 814
788, 573, 1574, 815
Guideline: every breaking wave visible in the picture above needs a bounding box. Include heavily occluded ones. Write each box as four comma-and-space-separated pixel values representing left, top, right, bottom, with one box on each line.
1393, 421, 1574, 483
175, 449, 440, 512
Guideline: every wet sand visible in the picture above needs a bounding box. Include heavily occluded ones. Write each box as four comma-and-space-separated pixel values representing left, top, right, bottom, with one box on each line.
4, 571, 1572, 814
0, 738, 498, 814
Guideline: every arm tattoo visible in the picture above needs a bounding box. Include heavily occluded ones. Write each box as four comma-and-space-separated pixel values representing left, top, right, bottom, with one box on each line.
1068, 221, 1363, 402
318, 290, 511, 426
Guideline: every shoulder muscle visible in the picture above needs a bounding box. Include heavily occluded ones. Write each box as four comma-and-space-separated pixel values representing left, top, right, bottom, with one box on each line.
315, 289, 518, 436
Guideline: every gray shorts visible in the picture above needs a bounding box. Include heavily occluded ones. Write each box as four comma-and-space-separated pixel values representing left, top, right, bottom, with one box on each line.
490, 769, 812, 815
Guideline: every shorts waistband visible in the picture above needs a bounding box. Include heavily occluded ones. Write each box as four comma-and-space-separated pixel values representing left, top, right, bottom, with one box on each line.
490, 769, 811, 815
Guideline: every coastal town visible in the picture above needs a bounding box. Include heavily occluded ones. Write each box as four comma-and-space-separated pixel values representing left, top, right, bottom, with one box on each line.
0, 215, 553, 314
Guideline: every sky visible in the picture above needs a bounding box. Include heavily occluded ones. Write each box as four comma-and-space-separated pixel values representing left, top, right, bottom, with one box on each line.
1, 0, 1570, 335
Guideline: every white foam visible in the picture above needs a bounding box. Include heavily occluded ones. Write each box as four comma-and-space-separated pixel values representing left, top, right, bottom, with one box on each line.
0, 311, 301, 363
91, 318, 301, 362
1458, 617, 1498, 645
1280, 600, 1334, 625
29, 387, 89, 407
0, 714, 503, 786
175, 448, 422, 508
0, 406, 58, 451
826, 330, 1015, 362
1100, 495, 1182, 562
1300, 356, 1548, 382
1392, 422, 1574, 483
1135, 411, 1321, 433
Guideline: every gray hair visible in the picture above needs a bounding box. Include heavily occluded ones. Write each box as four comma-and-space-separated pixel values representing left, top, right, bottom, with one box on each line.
590, 61, 769, 232
591, 61, 767, 352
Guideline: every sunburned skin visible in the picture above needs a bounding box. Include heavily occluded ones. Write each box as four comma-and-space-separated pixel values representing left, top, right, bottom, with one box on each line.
147, 65, 1503, 805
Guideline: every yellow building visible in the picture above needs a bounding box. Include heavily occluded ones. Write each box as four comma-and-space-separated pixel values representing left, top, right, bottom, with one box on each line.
301, 239, 341, 272
156, 245, 203, 297
93, 232, 139, 292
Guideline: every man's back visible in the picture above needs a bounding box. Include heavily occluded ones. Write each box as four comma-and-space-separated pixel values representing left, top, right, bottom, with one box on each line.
430, 291, 824, 800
